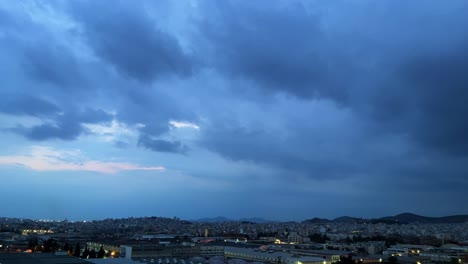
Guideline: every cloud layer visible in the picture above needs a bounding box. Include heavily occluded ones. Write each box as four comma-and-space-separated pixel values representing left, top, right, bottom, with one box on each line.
0, 0, 467, 219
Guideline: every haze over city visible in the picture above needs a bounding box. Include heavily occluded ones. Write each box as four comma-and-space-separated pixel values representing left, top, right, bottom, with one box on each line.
0, 0, 467, 221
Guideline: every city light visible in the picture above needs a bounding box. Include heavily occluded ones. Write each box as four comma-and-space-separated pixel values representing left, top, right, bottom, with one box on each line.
1, 213, 467, 263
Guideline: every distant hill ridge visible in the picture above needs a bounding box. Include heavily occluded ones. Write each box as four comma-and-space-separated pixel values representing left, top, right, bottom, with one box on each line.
193, 213, 468, 224
2, 213, 468, 224
380, 213, 468, 224
302, 213, 468, 224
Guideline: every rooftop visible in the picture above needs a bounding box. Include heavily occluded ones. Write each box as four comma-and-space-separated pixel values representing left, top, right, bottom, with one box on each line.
0, 253, 90, 264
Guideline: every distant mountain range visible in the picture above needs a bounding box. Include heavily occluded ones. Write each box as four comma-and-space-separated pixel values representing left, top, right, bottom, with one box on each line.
192, 213, 468, 224
380, 213, 468, 224
2, 213, 467, 224
302, 213, 468, 224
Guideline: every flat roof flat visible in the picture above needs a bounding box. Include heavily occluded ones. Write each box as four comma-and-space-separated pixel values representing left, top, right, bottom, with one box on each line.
0, 253, 90, 264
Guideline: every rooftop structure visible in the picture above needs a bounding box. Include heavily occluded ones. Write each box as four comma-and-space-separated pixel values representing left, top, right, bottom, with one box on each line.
0, 253, 89, 264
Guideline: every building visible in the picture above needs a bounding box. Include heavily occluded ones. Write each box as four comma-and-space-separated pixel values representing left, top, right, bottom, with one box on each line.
224, 246, 331, 264
289, 249, 351, 263
200, 245, 224, 257
288, 232, 303, 244
119, 244, 225, 259
0, 252, 90, 264
87, 259, 145, 264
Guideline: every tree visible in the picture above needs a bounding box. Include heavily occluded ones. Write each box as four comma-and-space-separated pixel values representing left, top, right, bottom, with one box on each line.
353, 235, 364, 242
73, 242, 81, 258
81, 245, 90, 259
450, 258, 460, 264
340, 255, 353, 264
309, 233, 327, 243
357, 247, 367, 255
388, 256, 398, 264
88, 249, 97, 259
27, 238, 39, 252
43, 238, 59, 252
98, 246, 106, 258
63, 243, 70, 252
63, 243, 73, 255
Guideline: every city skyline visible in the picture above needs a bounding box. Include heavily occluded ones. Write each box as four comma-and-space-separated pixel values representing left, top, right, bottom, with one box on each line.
0, 1, 467, 221
2, 212, 468, 223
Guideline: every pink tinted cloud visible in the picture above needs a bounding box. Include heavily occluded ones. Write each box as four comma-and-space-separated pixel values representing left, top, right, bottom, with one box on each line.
0, 146, 165, 174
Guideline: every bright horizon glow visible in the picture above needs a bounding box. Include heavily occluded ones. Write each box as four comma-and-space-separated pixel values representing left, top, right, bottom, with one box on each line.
0, 146, 165, 174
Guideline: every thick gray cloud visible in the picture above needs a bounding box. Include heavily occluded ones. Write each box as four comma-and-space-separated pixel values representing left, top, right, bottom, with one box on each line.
13, 119, 83, 141
390, 47, 468, 156
138, 135, 188, 154
0, 95, 59, 117
198, 1, 348, 101
187, 0, 468, 212
77, 108, 113, 124
343, 3, 468, 157
57, 1, 200, 149
71, 1, 193, 82
1, 1, 195, 146
201, 122, 364, 180
10, 108, 113, 141
197, 0, 468, 160
0, 3, 85, 93
22, 43, 84, 88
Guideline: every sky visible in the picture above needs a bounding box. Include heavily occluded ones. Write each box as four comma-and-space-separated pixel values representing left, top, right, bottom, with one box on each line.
0, 0, 467, 221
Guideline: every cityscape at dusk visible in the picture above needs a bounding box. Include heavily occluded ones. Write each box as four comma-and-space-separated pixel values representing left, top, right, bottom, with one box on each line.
1, 0, 467, 221
1, 1, 468, 264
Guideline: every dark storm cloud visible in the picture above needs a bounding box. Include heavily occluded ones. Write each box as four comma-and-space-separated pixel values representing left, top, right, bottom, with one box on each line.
395, 47, 468, 156
0, 3, 85, 92
358, 8, 468, 157
71, 1, 192, 82
194, 0, 468, 188
199, 1, 348, 101
77, 108, 113, 124
13, 119, 83, 141
1, 0, 195, 148
111, 85, 197, 151
10, 108, 113, 141
202, 124, 363, 180
115, 86, 191, 131
101, 65, 203, 150
22, 43, 83, 88
138, 135, 188, 154
0, 95, 60, 117
139, 122, 171, 137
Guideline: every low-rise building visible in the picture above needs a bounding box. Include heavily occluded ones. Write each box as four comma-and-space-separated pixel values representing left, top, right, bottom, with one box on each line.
224, 246, 330, 264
